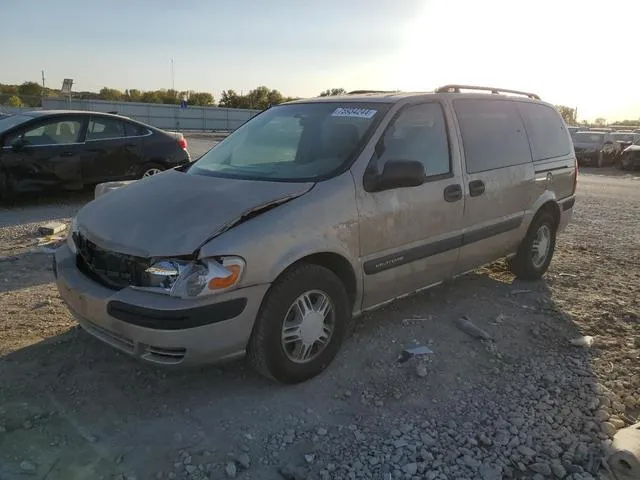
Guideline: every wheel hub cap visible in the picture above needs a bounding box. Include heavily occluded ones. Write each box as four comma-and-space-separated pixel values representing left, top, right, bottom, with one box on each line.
531, 225, 551, 268
281, 290, 335, 364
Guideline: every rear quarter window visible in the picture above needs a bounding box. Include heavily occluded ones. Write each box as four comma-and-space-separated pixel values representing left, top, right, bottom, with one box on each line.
453, 99, 532, 173
517, 102, 571, 161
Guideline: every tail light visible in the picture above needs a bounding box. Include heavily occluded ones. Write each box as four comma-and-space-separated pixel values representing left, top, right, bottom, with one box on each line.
572, 156, 578, 194
177, 136, 188, 150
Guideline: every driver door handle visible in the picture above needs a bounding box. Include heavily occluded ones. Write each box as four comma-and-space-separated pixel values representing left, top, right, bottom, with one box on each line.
443, 184, 462, 202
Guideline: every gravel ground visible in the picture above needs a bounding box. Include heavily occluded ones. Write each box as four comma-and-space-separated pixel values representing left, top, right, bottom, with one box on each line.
0, 167, 638, 480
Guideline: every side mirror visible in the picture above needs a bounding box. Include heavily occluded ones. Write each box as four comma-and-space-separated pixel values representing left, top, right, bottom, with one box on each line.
367, 159, 426, 192
11, 135, 26, 152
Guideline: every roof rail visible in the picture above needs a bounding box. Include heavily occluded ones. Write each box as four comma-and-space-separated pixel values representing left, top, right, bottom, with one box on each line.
435, 84, 540, 100
347, 90, 396, 95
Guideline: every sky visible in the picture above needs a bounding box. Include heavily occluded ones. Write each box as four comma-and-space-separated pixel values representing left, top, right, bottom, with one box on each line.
1, 0, 639, 122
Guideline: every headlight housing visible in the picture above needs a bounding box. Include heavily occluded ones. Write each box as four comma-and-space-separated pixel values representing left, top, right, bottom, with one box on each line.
135, 256, 245, 298
66, 217, 78, 254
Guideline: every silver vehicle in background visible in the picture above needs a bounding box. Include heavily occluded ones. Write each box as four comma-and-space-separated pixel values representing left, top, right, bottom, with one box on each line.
54, 85, 577, 384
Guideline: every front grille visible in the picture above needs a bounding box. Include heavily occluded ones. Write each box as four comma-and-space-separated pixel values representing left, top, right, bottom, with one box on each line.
75, 233, 150, 290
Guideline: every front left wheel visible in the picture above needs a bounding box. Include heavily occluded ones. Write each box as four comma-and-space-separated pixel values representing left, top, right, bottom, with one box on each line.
247, 264, 350, 384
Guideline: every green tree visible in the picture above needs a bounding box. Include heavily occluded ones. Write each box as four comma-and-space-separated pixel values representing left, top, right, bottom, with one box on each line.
219, 90, 242, 108
99, 87, 123, 101
126, 89, 142, 102
6, 95, 23, 107
319, 88, 346, 97
18, 81, 42, 97
140, 91, 162, 103
594, 117, 606, 126
161, 89, 179, 104
555, 105, 577, 125
0, 84, 18, 95
189, 91, 214, 106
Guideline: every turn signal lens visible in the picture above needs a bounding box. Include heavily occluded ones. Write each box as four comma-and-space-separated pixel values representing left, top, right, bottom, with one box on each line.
208, 263, 242, 290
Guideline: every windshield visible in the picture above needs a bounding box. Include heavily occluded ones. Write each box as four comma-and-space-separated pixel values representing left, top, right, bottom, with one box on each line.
0, 114, 32, 133
189, 102, 389, 181
574, 132, 603, 144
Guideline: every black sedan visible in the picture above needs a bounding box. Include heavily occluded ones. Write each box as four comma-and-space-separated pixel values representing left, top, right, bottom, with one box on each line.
0, 111, 190, 198
572, 131, 620, 167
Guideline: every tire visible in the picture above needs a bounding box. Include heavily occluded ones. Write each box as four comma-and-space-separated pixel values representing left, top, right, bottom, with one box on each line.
247, 264, 351, 384
508, 212, 557, 280
139, 163, 165, 178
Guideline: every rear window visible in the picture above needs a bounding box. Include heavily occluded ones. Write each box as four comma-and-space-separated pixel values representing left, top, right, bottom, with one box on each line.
574, 132, 603, 144
517, 102, 571, 161
453, 99, 531, 173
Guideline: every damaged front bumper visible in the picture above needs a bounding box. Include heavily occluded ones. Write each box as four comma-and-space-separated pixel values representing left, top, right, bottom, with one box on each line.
54, 244, 269, 366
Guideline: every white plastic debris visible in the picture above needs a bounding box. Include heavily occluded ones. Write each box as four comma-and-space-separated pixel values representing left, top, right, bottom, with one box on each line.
570, 335, 594, 348
397, 345, 434, 364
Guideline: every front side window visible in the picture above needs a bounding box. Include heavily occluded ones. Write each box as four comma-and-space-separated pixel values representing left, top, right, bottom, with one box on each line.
517, 102, 571, 161
454, 99, 532, 173
375, 102, 450, 178
87, 117, 126, 140
189, 102, 389, 182
5, 118, 83, 146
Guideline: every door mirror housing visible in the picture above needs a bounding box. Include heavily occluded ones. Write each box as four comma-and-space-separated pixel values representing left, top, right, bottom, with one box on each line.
366, 159, 426, 192
11, 135, 26, 152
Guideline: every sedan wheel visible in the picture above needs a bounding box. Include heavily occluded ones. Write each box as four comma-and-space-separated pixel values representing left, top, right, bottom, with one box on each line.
142, 167, 163, 177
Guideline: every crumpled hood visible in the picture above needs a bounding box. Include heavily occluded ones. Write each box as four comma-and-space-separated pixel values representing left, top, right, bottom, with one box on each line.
77, 169, 313, 258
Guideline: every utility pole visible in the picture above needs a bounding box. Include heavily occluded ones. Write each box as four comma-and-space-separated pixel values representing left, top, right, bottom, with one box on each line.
41, 70, 45, 106
171, 59, 175, 91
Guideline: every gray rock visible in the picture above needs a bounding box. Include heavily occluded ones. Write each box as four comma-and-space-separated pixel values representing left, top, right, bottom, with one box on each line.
518, 445, 536, 457
316, 427, 328, 436
278, 463, 307, 480
403, 463, 418, 475
551, 463, 567, 478
234, 453, 251, 469
480, 465, 502, 480
416, 363, 428, 377
601, 422, 616, 437
20, 461, 36, 474
185, 465, 196, 474
304, 454, 315, 464
530, 462, 552, 476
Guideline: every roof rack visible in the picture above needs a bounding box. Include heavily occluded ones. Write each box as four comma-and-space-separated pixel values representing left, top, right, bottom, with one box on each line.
435, 84, 540, 100
347, 90, 396, 95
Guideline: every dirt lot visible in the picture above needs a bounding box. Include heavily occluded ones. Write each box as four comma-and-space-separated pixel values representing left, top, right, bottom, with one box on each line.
0, 167, 638, 480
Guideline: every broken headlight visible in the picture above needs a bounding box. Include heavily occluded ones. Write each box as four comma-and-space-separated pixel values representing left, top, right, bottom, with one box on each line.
134, 257, 245, 299
66, 216, 78, 254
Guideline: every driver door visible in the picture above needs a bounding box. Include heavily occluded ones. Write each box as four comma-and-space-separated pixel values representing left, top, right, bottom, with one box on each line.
1, 115, 87, 192
355, 102, 465, 309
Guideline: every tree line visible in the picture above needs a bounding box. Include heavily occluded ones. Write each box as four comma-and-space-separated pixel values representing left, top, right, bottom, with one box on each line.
0, 82, 352, 110
3, 82, 636, 125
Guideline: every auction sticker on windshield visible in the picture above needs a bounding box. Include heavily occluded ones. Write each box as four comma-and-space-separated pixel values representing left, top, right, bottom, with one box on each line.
331, 107, 377, 119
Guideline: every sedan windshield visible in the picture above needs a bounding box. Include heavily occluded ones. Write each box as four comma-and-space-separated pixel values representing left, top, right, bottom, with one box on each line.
189, 102, 389, 181
0, 114, 31, 133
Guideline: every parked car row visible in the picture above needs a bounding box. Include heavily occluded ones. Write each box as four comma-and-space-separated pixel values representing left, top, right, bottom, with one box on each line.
567, 125, 640, 169
0, 111, 191, 199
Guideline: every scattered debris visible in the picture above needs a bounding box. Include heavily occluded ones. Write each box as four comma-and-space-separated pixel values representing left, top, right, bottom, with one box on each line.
224, 461, 237, 478
490, 313, 506, 326
304, 453, 315, 463
605, 422, 640, 480
510, 289, 532, 295
570, 336, 594, 348
38, 222, 66, 236
397, 345, 434, 363
19, 461, 36, 474
454, 316, 492, 341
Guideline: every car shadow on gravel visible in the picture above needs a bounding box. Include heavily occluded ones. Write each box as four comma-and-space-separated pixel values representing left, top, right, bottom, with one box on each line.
0, 260, 615, 480
0, 251, 55, 292
0, 190, 92, 228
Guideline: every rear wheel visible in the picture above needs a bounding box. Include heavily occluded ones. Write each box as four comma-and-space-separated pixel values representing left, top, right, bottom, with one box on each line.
139, 163, 165, 178
247, 264, 350, 384
508, 212, 557, 280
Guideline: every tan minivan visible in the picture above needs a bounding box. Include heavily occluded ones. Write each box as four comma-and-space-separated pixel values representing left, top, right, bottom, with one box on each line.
55, 85, 577, 383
